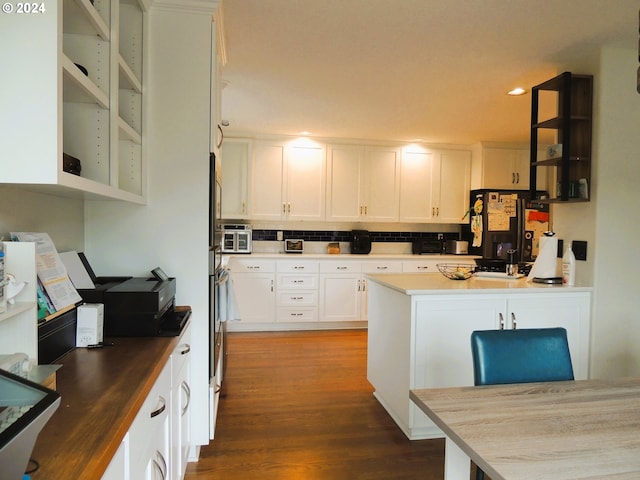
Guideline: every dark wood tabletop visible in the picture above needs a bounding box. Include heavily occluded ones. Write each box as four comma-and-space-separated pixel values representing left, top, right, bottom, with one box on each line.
30, 333, 183, 479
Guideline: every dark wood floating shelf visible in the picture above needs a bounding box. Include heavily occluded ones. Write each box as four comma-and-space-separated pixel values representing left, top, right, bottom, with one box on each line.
529, 72, 593, 202
532, 156, 591, 167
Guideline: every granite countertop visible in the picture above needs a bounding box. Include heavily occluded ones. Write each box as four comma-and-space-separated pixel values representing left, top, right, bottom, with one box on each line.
367, 272, 593, 295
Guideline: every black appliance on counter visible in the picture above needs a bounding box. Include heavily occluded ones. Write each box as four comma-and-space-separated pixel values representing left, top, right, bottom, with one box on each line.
412, 238, 444, 254
350, 230, 372, 254
77, 276, 187, 337
462, 189, 549, 264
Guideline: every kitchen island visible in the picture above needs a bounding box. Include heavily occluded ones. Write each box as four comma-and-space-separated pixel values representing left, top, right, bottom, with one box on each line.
366, 273, 591, 440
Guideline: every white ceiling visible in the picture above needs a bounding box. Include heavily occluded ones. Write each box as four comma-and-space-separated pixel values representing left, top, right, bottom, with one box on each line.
220, 0, 638, 145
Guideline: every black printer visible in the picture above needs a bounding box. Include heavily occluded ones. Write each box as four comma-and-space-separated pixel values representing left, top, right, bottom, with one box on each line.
102, 277, 179, 337
73, 254, 188, 337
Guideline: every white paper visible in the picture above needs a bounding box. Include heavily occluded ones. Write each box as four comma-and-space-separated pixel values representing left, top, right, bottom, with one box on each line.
11, 232, 83, 311
60, 251, 95, 289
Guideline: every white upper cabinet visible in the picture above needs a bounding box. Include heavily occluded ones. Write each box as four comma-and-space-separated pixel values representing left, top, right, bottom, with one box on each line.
434, 149, 471, 223
0, 0, 147, 202
476, 144, 547, 191
221, 139, 251, 219
326, 145, 400, 222
399, 148, 470, 223
251, 140, 326, 221
399, 149, 435, 222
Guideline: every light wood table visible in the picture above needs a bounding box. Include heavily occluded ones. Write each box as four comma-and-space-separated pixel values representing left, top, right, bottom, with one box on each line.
410, 378, 640, 479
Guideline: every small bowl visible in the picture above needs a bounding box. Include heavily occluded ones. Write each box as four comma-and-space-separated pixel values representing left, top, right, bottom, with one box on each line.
437, 263, 476, 280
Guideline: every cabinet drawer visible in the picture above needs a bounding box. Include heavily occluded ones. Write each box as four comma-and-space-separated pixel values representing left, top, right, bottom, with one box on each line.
277, 290, 318, 306
228, 258, 276, 272
277, 273, 318, 289
171, 323, 192, 385
276, 307, 318, 322
129, 361, 171, 475
320, 261, 362, 273
277, 260, 319, 273
361, 261, 402, 273
402, 261, 440, 273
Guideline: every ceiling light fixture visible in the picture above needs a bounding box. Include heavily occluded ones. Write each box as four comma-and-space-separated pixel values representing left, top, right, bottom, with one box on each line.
507, 87, 527, 96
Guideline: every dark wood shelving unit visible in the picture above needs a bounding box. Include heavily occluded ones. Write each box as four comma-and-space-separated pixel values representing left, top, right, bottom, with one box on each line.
529, 72, 593, 202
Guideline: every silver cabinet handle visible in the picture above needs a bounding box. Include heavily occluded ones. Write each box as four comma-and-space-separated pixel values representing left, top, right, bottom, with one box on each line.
499, 313, 505, 330
516, 172, 520, 184
181, 381, 191, 416
180, 343, 191, 355
337, 266, 348, 270
153, 451, 167, 480
150, 396, 166, 418
511, 312, 517, 330
270, 280, 274, 292
417, 266, 429, 270
216, 124, 224, 149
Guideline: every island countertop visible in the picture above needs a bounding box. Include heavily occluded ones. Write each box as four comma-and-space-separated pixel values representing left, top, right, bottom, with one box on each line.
366, 272, 593, 295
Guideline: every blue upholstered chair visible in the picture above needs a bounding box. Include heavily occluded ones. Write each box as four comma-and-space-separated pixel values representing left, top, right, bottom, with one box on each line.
470, 328, 574, 480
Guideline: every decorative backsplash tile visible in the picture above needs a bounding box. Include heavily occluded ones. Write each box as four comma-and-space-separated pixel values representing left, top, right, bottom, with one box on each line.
252, 229, 460, 243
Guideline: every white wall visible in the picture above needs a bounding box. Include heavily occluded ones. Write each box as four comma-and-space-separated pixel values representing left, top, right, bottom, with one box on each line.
0, 186, 84, 251
84, 4, 214, 446
590, 47, 640, 377
554, 47, 640, 378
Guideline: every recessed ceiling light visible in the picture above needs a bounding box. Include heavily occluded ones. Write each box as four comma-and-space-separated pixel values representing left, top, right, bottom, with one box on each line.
299, 131, 312, 136
507, 87, 527, 96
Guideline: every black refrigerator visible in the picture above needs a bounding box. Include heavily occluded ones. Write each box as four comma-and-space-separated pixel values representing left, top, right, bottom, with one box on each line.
463, 189, 549, 263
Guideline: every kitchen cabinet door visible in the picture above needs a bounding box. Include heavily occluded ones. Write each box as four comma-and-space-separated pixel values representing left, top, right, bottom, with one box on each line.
285, 143, 326, 221
480, 147, 546, 191
326, 145, 363, 221
361, 147, 400, 221
250, 141, 285, 221
399, 150, 436, 222
221, 139, 251, 219
505, 293, 591, 379
433, 149, 471, 223
399, 148, 470, 223
230, 273, 275, 323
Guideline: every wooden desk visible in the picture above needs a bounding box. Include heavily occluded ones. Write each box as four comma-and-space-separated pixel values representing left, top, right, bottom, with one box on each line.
410, 378, 640, 480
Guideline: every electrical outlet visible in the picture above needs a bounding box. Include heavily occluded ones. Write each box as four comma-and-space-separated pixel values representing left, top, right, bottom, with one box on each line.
572, 240, 588, 261
276, 231, 283, 241
437, 233, 444, 240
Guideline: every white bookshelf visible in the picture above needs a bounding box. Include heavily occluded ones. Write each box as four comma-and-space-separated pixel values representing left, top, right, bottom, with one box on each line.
0, 242, 38, 362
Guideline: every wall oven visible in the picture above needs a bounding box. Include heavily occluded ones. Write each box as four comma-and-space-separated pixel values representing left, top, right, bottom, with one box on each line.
209, 152, 226, 439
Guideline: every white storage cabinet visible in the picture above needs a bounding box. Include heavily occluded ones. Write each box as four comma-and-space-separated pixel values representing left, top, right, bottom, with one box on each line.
221, 139, 251, 219
1, 0, 147, 202
326, 145, 400, 222
399, 148, 470, 224
276, 260, 319, 323
227, 258, 276, 323
171, 324, 192, 480
250, 140, 326, 221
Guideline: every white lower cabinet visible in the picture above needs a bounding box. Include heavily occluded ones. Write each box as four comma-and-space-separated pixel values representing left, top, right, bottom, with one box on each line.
101, 321, 192, 480
129, 361, 171, 480
367, 284, 591, 440
228, 259, 276, 323
319, 261, 363, 322
276, 260, 319, 322
171, 326, 192, 480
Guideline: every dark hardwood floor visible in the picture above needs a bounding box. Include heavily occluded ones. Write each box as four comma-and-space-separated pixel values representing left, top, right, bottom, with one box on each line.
185, 329, 448, 480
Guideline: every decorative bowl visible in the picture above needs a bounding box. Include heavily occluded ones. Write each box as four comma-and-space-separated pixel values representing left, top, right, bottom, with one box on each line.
436, 263, 476, 280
